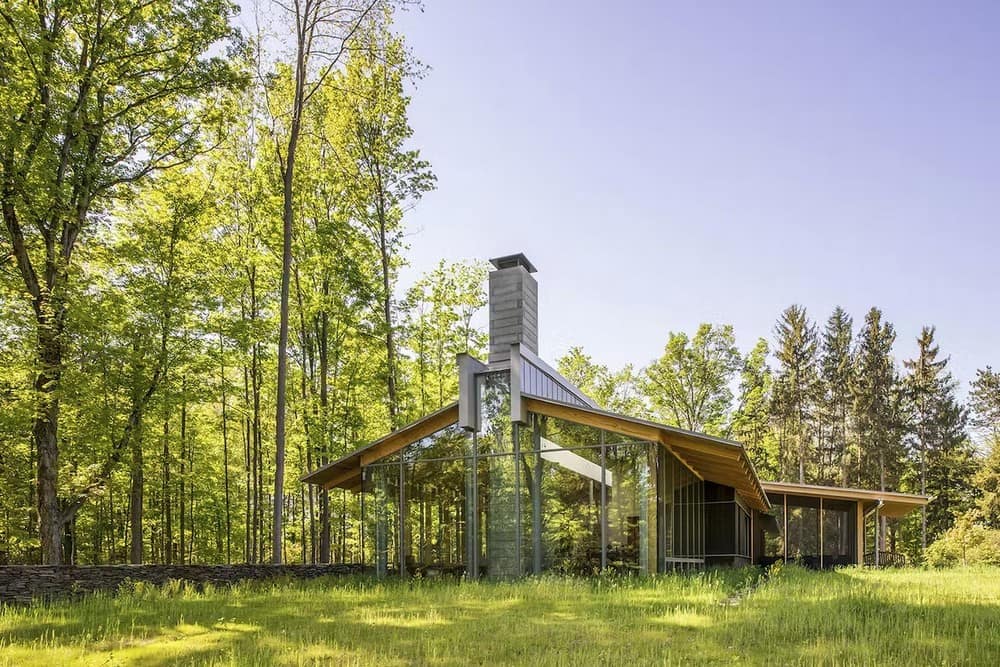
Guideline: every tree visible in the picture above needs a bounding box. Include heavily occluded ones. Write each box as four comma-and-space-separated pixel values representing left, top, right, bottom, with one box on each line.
973, 442, 1000, 529
970, 367, 1000, 444
557, 347, 647, 418
818, 307, 853, 486
730, 339, 777, 479
771, 305, 820, 483
643, 324, 741, 435
332, 22, 436, 429
852, 308, 904, 553
266, 0, 383, 565
0, 0, 241, 564
852, 308, 902, 492
404, 260, 487, 414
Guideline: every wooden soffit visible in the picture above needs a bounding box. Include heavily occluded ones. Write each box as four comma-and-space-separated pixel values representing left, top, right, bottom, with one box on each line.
760, 481, 930, 519
300, 402, 459, 490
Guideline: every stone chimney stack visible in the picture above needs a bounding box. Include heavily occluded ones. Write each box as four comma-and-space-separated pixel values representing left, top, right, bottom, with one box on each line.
488, 253, 538, 364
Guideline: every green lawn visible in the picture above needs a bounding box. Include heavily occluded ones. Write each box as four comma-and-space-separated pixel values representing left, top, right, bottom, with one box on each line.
1, 565, 998, 666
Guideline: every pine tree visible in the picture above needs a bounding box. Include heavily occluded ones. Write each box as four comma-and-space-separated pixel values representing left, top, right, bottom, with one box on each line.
903, 326, 975, 548
970, 367, 1000, 444
852, 308, 902, 493
771, 305, 820, 482
819, 307, 854, 486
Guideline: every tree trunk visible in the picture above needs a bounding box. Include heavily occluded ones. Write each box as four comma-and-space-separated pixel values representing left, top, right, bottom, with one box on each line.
129, 417, 144, 564
34, 308, 65, 565
378, 215, 399, 429
221, 333, 232, 564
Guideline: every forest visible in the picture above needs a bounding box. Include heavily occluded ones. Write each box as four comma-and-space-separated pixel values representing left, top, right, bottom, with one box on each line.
1, 0, 998, 568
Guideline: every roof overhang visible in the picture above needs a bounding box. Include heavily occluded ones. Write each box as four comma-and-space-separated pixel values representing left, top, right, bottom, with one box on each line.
300, 402, 459, 490
760, 481, 930, 518
521, 396, 771, 512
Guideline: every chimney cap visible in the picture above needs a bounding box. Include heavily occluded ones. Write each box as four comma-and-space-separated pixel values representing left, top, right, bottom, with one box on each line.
489, 253, 537, 273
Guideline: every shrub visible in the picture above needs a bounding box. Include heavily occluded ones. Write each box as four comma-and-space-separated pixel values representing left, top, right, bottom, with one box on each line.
926, 515, 1000, 566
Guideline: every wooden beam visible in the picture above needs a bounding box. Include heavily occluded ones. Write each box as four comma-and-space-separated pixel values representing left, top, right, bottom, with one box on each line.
524, 397, 662, 442
360, 405, 459, 466
321, 467, 360, 490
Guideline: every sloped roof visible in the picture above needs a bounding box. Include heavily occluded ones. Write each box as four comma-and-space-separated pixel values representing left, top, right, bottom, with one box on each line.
521, 396, 771, 511
299, 403, 459, 490
760, 481, 930, 518
300, 395, 771, 512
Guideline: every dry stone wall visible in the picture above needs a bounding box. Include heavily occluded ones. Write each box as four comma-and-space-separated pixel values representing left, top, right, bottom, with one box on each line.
0, 563, 366, 604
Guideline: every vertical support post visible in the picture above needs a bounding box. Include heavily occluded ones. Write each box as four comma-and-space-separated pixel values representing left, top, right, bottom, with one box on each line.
783, 494, 788, 561
855, 501, 864, 566
513, 422, 522, 576
874, 504, 880, 568
398, 458, 406, 577
600, 430, 607, 572
470, 434, 479, 579
819, 497, 824, 569
532, 419, 543, 574
359, 470, 365, 566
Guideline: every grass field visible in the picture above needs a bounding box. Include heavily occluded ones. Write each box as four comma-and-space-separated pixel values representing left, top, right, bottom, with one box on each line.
1, 565, 998, 666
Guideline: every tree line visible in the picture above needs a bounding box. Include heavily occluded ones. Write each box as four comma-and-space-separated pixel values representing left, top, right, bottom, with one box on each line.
557, 309, 1000, 560
3, 0, 997, 568
0, 0, 490, 566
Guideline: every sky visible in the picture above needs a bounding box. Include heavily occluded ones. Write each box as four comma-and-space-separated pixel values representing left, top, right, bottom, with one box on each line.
249, 1, 1000, 392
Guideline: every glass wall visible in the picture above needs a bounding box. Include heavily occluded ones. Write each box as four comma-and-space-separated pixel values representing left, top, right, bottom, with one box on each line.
362, 369, 709, 578
758, 493, 857, 568
364, 424, 472, 576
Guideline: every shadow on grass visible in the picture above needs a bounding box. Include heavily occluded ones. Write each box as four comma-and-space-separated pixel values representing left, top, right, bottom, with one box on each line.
2, 568, 998, 665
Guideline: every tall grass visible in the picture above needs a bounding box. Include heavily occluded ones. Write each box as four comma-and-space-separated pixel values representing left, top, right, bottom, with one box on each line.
1, 566, 997, 666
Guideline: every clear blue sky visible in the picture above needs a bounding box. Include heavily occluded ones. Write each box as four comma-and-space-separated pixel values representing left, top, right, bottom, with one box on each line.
242, 1, 999, 391
387, 0, 998, 393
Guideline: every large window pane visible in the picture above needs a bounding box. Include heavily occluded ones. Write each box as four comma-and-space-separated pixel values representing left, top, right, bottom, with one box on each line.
479, 454, 520, 577
605, 442, 654, 573
478, 372, 512, 454
403, 457, 469, 575
401, 424, 471, 463
786, 495, 820, 566
366, 464, 399, 576
822, 499, 855, 567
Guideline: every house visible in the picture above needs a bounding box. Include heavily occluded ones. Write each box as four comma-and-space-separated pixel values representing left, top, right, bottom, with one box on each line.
302, 253, 928, 577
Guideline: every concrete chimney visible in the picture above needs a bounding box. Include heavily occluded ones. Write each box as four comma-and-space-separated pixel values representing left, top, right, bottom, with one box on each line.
488, 253, 538, 364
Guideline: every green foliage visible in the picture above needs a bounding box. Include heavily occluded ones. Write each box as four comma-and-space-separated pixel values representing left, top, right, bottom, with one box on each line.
970, 367, 1000, 443
973, 439, 1000, 528
925, 515, 1000, 566
730, 338, 779, 477
556, 347, 647, 417
643, 323, 741, 435
771, 304, 821, 482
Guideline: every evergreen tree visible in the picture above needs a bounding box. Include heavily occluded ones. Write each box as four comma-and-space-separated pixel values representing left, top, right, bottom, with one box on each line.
771, 305, 821, 483
819, 307, 854, 486
852, 308, 903, 493
970, 367, 1000, 443
973, 443, 1000, 529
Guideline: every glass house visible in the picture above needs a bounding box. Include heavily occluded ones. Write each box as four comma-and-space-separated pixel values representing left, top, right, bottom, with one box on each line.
303, 253, 929, 576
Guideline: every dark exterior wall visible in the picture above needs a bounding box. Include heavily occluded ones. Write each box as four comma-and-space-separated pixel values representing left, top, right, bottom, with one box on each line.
0, 564, 365, 605
705, 482, 748, 567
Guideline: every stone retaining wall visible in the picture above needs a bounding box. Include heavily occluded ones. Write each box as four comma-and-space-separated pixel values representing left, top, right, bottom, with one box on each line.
0, 563, 366, 604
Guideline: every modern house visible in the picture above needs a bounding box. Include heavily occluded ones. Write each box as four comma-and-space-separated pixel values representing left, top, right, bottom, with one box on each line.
302, 254, 928, 577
